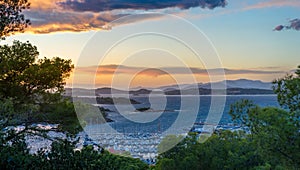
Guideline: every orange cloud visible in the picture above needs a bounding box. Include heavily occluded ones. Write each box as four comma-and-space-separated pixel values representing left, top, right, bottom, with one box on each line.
24, 10, 123, 33
76, 65, 168, 77
29, 0, 60, 10
24, 10, 170, 34
75, 64, 285, 77
22, 0, 227, 34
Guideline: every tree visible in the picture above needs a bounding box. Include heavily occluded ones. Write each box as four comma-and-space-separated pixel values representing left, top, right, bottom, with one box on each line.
0, 41, 80, 134
0, 40, 73, 104
0, 132, 149, 169
229, 65, 300, 168
156, 131, 264, 170
156, 158, 175, 170
0, 0, 30, 39
158, 135, 184, 154
230, 104, 300, 168
273, 65, 300, 112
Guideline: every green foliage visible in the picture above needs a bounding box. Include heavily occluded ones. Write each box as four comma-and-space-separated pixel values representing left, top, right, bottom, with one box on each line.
39, 99, 83, 134
229, 99, 256, 126
0, 41, 38, 100
156, 131, 263, 170
0, 41, 74, 104
0, 98, 16, 126
0, 135, 149, 170
229, 102, 300, 167
0, 41, 80, 134
0, 137, 37, 170
273, 66, 300, 112
158, 135, 184, 154
75, 102, 110, 125
156, 158, 175, 170
0, 0, 30, 39
205, 131, 265, 169
229, 68, 300, 167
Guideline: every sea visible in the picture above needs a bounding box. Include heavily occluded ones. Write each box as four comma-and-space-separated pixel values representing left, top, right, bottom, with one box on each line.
80, 95, 280, 162
85, 95, 279, 134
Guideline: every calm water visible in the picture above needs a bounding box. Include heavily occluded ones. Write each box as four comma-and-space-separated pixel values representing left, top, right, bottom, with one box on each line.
87, 95, 279, 134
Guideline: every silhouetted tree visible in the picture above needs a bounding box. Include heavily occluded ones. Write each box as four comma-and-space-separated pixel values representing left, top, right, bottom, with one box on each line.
0, 0, 30, 39
0, 41, 80, 133
273, 65, 300, 112
0, 41, 73, 104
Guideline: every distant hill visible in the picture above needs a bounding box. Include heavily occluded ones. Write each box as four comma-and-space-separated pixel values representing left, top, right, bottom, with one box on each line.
157, 83, 203, 91
64, 88, 95, 96
96, 87, 127, 94
65, 79, 274, 96
146, 79, 273, 91
199, 79, 273, 90
66, 88, 153, 96
164, 88, 274, 95
96, 97, 140, 104
129, 89, 151, 95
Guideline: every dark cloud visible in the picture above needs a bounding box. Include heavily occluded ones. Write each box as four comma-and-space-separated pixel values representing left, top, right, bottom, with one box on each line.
24, 0, 228, 33
24, 10, 138, 33
58, 0, 227, 12
288, 18, 300, 30
273, 25, 284, 31
274, 18, 300, 31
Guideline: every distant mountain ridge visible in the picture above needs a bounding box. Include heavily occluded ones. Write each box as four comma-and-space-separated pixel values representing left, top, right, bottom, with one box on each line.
158, 79, 273, 91
65, 79, 274, 96
203, 79, 273, 90
164, 88, 274, 95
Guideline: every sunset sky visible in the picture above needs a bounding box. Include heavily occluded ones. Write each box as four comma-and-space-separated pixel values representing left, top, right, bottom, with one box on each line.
3, 0, 300, 88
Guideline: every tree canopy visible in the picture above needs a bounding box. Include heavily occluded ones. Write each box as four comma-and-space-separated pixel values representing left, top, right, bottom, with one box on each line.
273, 65, 300, 112
0, 41, 80, 134
0, 41, 73, 104
0, 0, 30, 39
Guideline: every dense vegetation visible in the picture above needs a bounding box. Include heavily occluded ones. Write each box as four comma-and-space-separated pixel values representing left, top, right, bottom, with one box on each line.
0, 130, 148, 169
0, 40, 82, 133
